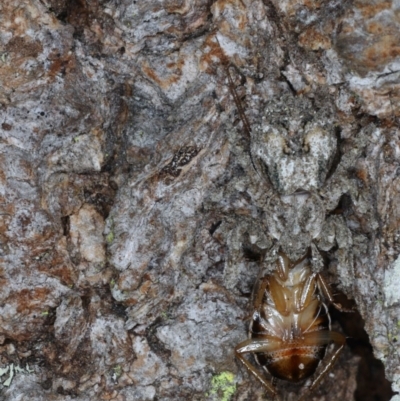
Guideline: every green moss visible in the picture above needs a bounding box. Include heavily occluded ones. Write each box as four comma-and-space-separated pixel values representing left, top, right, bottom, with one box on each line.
209, 371, 236, 401
113, 365, 122, 378
106, 231, 114, 244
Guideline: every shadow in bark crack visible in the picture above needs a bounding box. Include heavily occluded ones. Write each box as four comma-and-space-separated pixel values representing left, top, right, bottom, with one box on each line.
331, 294, 396, 401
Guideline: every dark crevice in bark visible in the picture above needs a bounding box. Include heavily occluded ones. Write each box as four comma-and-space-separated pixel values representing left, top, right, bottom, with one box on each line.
331, 294, 395, 401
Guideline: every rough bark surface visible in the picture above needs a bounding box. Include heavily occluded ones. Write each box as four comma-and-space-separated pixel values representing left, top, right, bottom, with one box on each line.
0, 0, 399, 400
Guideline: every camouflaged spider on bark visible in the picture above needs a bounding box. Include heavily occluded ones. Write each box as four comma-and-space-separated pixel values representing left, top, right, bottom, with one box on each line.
214, 37, 355, 400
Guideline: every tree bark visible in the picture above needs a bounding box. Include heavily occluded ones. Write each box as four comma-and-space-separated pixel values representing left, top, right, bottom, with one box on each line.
0, 0, 399, 400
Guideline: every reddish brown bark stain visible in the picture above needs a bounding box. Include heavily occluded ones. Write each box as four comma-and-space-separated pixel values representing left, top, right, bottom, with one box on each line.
5, 36, 43, 59
142, 60, 182, 89
364, 37, 400, 67
14, 287, 52, 314
299, 28, 331, 50
356, 1, 391, 18
37, 253, 77, 286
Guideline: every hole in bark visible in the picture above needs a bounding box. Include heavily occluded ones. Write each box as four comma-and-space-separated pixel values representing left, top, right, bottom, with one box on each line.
209, 220, 222, 235
41, 377, 52, 390
326, 125, 343, 181
145, 316, 172, 361
330, 293, 396, 401
242, 232, 266, 262
61, 215, 70, 236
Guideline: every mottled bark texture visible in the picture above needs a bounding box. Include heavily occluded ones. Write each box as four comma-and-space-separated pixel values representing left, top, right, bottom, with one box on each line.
0, 0, 399, 400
